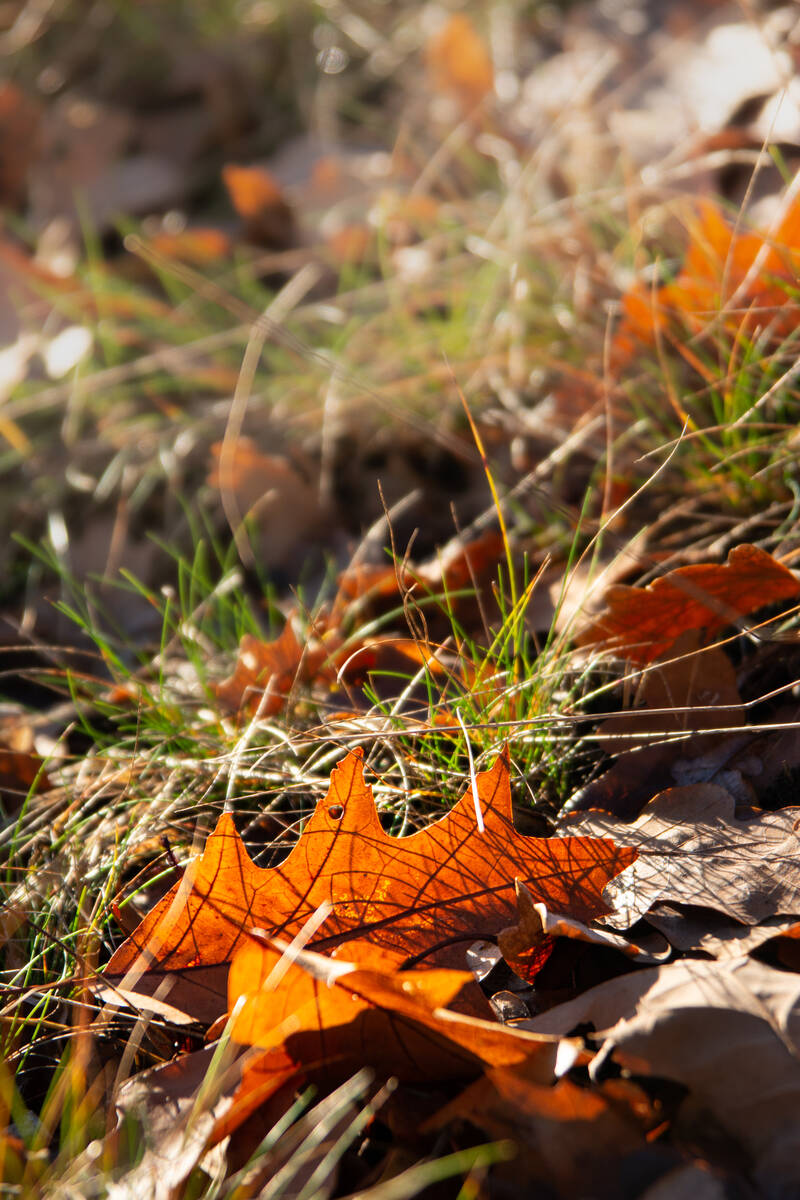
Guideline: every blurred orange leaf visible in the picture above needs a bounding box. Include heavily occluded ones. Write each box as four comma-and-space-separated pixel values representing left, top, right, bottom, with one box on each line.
208, 436, 325, 569
0, 749, 50, 808
616, 197, 800, 360
0, 82, 41, 209
0, 718, 51, 816
222, 163, 285, 219
214, 527, 509, 719
214, 620, 450, 718
222, 163, 294, 246
145, 227, 231, 265
426, 14, 494, 110
333, 528, 506, 619
326, 223, 372, 265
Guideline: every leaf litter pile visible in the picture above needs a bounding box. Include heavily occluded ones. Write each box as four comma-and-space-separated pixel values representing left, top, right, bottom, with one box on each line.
5, 1, 800, 1198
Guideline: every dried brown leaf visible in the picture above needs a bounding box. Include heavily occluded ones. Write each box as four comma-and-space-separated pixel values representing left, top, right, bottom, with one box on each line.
525, 956, 800, 1196
215, 621, 312, 716
644, 902, 800, 960
427, 1064, 656, 1198
561, 783, 800, 928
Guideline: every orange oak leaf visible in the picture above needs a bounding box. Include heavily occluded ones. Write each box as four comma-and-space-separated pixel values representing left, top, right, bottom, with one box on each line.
103, 749, 636, 1023
207, 938, 565, 1144
214, 619, 449, 717
576, 544, 800, 665
229, 939, 558, 1078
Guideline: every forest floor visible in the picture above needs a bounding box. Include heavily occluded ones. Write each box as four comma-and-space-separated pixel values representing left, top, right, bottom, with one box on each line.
3, 1, 800, 1197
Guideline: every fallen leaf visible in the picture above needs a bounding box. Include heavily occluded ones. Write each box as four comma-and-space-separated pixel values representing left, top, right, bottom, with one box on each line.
524, 956, 800, 1197
0, 83, 41, 209
145, 227, 231, 265
109, 1044, 367, 1200
426, 14, 494, 111
566, 634, 747, 818
382, 192, 440, 246
215, 618, 450, 718
498, 880, 669, 967
0, 744, 51, 816
208, 437, 326, 571
228, 938, 562, 1082
576, 544, 800, 664
212, 1072, 370, 1200
336, 636, 451, 686
214, 621, 318, 717
568, 705, 800, 819
427, 1064, 656, 1198
332, 562, 402, 614
222, 163, 295, 246
418, 528, 507, 594
596, 632, 745, 755
566, 740, 694, 821
104, 749, 636, 1022
644, 902, 800, 960
525, 552, 638, 637
326, 224, 372, 265
615, 194, 800, 361
332, 528, 507, 628
208, 939, 568, 1150
561, 783, 800, 928
108, 1046, 257, 1200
